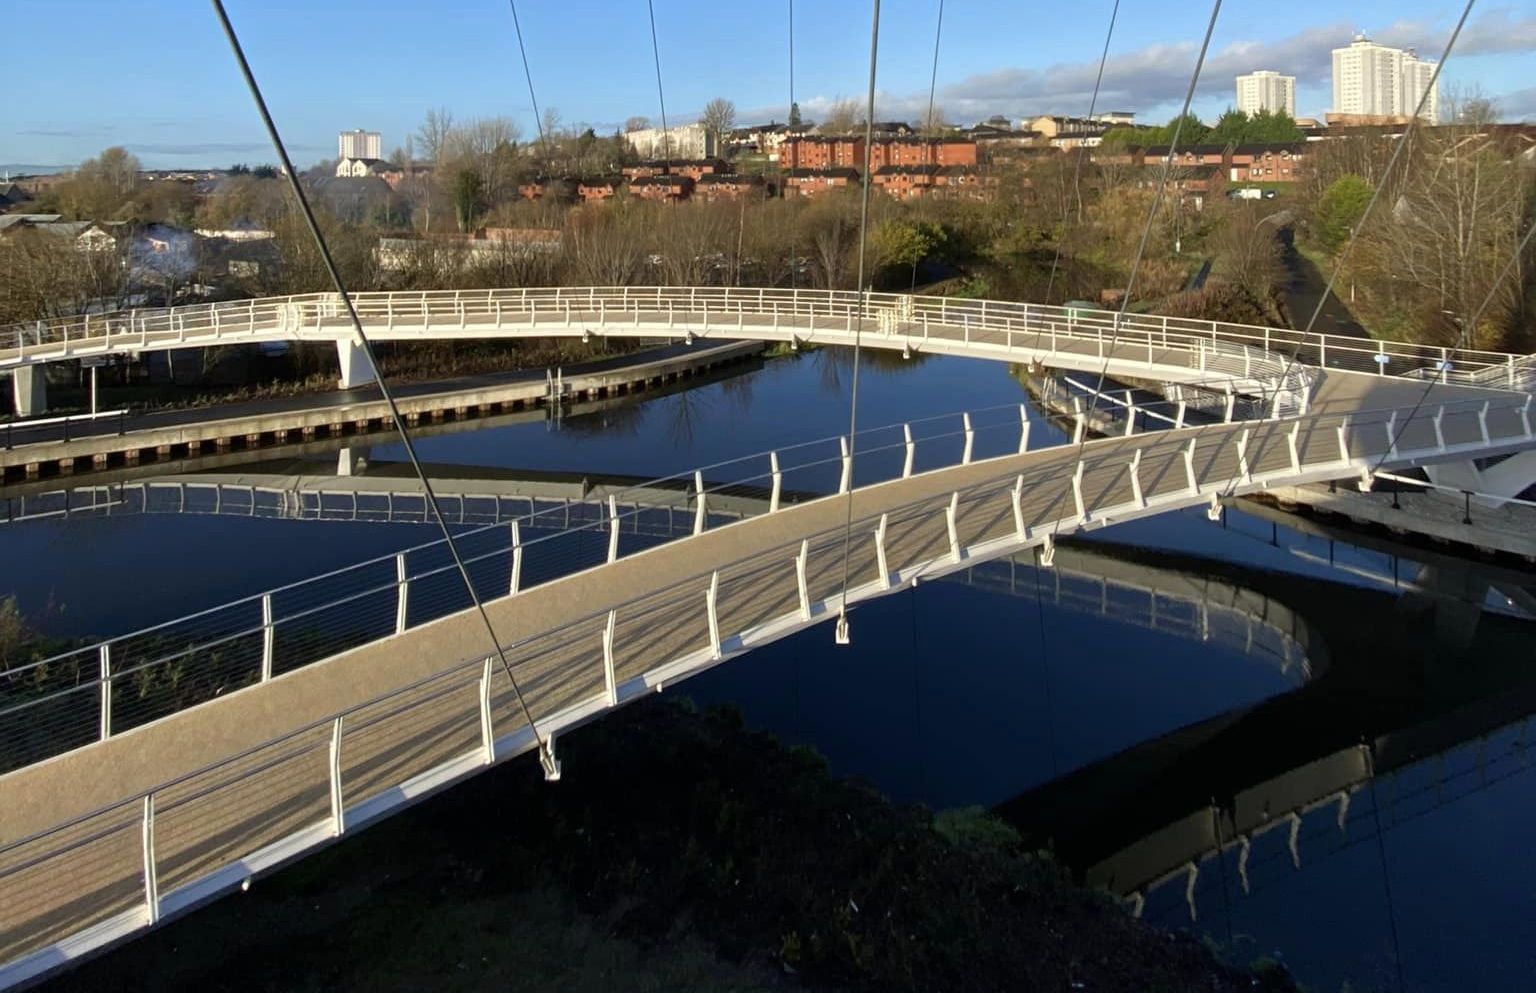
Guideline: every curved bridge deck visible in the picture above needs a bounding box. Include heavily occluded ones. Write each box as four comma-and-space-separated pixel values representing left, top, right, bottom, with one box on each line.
1, 364, 1532, 984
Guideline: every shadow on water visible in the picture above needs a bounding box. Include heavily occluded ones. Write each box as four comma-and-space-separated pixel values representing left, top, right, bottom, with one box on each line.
991, 534, 1536, 992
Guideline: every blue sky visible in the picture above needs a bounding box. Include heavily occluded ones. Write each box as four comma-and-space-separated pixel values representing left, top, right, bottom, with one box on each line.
3, 1, 1533, 169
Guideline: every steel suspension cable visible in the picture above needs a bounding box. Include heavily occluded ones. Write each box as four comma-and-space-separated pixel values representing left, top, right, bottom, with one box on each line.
208, 0, 554, 775
788, 0, 798, 290
1368, 215, 1536, 480
1250, 1, 1481, 491
910, 0, 946, 293
645, 0, 672, 164
1254, 0, 1474, 425
1298, 1, 1473, 343
507, 0, 551, 160
1043, 0, 1122, 306
834, 0, 883, 642
1047, 0, 1222, 542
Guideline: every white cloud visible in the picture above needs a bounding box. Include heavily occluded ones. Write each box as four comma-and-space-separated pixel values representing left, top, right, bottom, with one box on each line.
751, 11, 1536, 126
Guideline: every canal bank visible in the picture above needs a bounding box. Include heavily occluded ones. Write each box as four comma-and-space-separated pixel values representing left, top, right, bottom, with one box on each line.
1, 341, 763, 482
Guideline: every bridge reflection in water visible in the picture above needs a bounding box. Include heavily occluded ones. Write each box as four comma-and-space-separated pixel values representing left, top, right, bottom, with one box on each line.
991, 537, 1536, 944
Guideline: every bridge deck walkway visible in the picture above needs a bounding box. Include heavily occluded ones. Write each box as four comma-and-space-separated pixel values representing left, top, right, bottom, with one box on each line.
0, 372, 1527, 974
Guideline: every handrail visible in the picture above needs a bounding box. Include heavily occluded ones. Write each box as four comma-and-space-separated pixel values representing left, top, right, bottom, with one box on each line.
4, 384, 1530, 862
2, 386, 1529, 781
4, 286, 1520, 391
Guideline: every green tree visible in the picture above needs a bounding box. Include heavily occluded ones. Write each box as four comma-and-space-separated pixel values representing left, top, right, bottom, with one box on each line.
1313, 175, 1372, 255
1206, 108, 1250, 145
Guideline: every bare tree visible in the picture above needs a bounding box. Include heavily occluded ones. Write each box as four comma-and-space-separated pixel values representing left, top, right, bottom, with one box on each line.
415, 108, 456, 166
817, 98, 862, 135
699, 98, 737, 149
624, 116, 652, 133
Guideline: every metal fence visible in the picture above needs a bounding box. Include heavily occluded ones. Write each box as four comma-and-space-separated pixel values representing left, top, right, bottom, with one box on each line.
28, 285, 1519, 406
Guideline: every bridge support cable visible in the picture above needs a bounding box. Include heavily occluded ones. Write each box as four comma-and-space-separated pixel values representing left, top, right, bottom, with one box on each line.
1368, 217, 1536, 483
208, 0, 555, 779
1042, 0, 1122, 306
645, 0, 672, 165
906, 0, 947, 294
1258, 0, 1475, 460
834, 0, 883, 644
506, 0, 551, 161
1043, 0, 1223, 547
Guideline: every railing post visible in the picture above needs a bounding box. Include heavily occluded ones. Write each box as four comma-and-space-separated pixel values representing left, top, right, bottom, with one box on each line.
1012, 475, 1028, 541
1478, 401, 1491, 445
99, 644, 112, 741
1224, 391, 1236, 424
693, 470, 707, 535
260, 593, 274, 681
603, 610, 618, 705
839, 436, 852, 493
1040, 533, 1056, 568
903, 424, 915, 478
479, 656, 496, 764
1288, 423, 1301, 474
1236, 429, 1252, 483
946, 492, 962, 563
509, 519, 523, 595
795, 539, 811, 621
395, 553, 409, 634
874, 513, 891, 588
1433, 406, 1446, 451
1184, 439, 1199, 495
962, 413, 974, 465
706, 571, 722, 659
1385, 413, 1399, 460
607, 494, 621, 563
1337, 416, 1352, 465
1129, 449, 1146, 508
328, 716, 345, 836
1522, 396, 1532, 439
769, 451, 782, 512
1175, 399, 1187, 430
1018, 404, 1031, 453
1072, 462, 1088, 523
1072, 396, 1086, 445
141, 794, 159, 925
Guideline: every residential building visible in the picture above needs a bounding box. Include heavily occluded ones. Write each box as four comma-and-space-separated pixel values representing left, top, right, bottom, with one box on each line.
1236, 71, 1296, 116
782, 168, 859, 197
627, 174, 695, 202
873, 164, 940, 200
622, 159, 728, 182
781, 137, 978, 170
338, 129, 382, 161
1026, 115, 1118, 148
336, 157, 394, 179
1332, 35, 1439, 121
694, 174, 769, 202
577, 178, 622, 202
625, 122, 718, 161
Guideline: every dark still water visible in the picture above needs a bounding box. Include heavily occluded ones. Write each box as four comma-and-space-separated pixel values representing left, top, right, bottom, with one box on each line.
3, 349, 1534, 992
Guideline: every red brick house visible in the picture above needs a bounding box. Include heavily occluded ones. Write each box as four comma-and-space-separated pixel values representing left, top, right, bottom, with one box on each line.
694, 174, 769, 202
577, 177, 622, 202
782, 167, 859, 197
628, 174, 695, 202
873, 164, 940, 199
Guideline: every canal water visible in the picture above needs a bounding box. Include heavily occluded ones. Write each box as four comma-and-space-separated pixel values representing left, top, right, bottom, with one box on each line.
3, 348, 1533, 992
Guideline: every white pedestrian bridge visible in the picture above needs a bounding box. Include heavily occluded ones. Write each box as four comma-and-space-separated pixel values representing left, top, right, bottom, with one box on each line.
1, 288, 1534, 986
12, 284, 1527, 414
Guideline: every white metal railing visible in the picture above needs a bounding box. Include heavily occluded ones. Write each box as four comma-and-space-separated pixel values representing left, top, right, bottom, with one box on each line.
0, 386, 1532, 986
32, 284, 1536, 397
0, 399, 1052, 773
